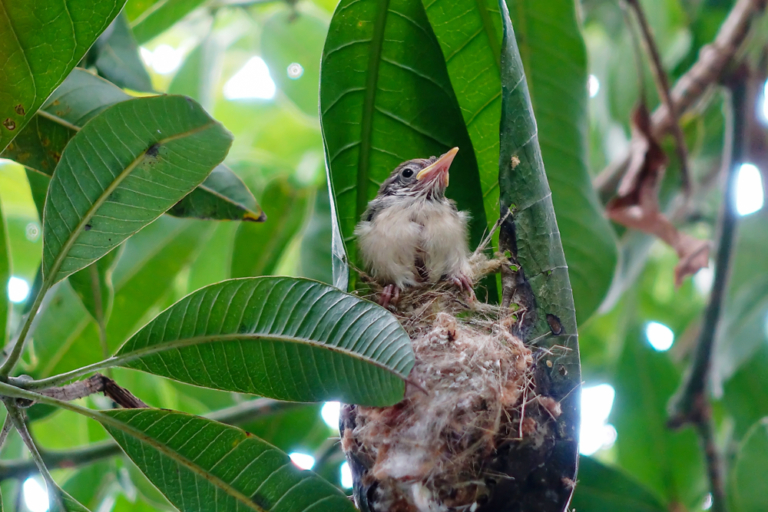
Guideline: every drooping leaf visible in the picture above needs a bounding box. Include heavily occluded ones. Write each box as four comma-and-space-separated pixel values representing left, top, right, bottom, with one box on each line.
168, 165, 264, 221
504, 0, 617, 322
261, 8, 328, 117
92, 13, 154, 92
0, 196, 9, 345
114, 277, 414, 405
0, 1, 126, 152
490, 2, 580, 508
571, 456, 667, 512
1, 70, 130, 175
101, 409, 356, 512
58, 489, 92, 512
68, 248, 120, 330
730, 418, 768, 512
231, 179, 309, 278
129, 0, 209, 43
320, 0, 488, 290
42, 95, 233, 284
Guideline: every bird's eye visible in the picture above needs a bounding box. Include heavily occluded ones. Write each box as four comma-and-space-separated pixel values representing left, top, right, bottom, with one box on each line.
401, 168, 414, 178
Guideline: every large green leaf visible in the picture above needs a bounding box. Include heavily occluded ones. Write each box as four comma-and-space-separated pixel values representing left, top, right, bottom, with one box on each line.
724, 345, 768, 439
0, 0, 125, 152
102, 409, 356, 512
113, 277, 414, 405
168, 165, 264, 222
612, 328, 706, 507
299, 187, 333, 285
1, 69, 129, 175
485, 2, 580, 508
42, 95, 233, 284
129, 0, 209, 43
0, 196, 9, 345
91, 13, 154, 92
730, 418, 768, 512
261, 8, 328, 117
231, 179, 309, 278
505, 0, 617, 322
320, 0, 488, 289
571, 457, 667, 512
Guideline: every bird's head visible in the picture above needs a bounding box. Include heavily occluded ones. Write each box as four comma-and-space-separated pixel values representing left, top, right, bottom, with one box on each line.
378, 147, 459, 200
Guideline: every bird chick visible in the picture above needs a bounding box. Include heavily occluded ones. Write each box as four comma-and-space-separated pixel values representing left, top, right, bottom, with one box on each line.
355, 147, 473, 307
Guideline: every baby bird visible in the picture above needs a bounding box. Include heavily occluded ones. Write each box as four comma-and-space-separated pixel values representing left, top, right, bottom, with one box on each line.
355, 147, 474, 307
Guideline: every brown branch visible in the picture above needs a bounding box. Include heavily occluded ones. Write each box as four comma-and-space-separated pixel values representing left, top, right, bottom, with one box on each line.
36, 374, 147, 409
625, 0, 691, 193
667, 72, 747, 512
594, 0, 766, 195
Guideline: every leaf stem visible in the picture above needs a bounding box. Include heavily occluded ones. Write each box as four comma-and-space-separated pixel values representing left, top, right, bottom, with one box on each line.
4, 403, 64, 511
624, 0, 691, 194
0, 280, 51, 378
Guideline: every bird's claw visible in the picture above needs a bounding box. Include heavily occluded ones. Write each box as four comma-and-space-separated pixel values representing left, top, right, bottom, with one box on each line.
379, 284, 401, 308
451, 274, 475, 301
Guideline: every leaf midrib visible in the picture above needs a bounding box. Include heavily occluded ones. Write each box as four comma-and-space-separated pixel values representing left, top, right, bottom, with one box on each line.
101, 411, 268, 512
45, 120, 216, 283
115, 331, 410, 379
355, 0, 390, 221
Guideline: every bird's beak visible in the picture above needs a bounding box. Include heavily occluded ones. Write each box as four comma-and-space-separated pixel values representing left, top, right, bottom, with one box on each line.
416, 147, 458, 188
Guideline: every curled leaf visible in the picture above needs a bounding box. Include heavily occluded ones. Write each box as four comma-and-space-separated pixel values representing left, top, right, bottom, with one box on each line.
607, 104, 710, 286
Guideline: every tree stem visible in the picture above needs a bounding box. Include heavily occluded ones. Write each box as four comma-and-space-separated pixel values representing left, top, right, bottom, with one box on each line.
667, 74, 747, 512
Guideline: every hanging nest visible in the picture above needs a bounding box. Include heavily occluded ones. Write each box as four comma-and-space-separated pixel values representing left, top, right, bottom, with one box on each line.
341, 254, 566, 512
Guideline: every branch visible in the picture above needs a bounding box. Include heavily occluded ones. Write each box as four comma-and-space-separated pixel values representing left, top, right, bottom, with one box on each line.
30, 374, 147, 409
667, 72, 747, 512
594, 0, 766, 194
625, 0, 691, 193
0, 398, 302, 480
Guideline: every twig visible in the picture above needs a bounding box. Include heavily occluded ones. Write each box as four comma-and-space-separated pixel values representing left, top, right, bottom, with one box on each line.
624, 0, 691, 194
31, 374, 148, 409
594, 0, 766, 194
667, 73, 746, 512
4, 403, 65, 511
0, 414, 13, 453
0, 398, 302, 480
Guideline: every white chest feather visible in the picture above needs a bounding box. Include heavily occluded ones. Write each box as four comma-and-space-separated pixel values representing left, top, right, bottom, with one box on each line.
355, 198, 471, 289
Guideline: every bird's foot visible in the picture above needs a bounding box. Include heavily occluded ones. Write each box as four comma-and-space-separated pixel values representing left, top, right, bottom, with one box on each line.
451, 274, 475, 301
379, 284, 401, 308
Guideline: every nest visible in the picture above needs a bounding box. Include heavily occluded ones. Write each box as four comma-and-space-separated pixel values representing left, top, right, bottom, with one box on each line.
342, 254, 559, 512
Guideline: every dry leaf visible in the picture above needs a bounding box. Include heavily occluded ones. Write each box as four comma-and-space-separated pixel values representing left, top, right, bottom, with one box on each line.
607, 103, 710, 286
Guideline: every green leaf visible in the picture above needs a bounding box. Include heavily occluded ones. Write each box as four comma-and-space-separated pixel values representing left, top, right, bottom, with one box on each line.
724, 345, 768, 439
168, 36, 222, 112
730, 418, 768, 512
505, 0, 617, 322
68, 249, 120, 329
320, 0, 488, 289
42, 95, 233, 284
114, 277, 414, 405
571, 457, 667, 512
300, 187, 333, 284
58, 490, 92, 512
0, 196, 9, 345
168, 165, 265, 221
612, 326, 706, 506
420, 0, 502, 234
92, 13, 154, 92
231, 179, 309, 278
130, 0, 209, 43
493, 2, 581, 506
1, 69, 130, 176
101, 409, 356, 512
261, 8, 328, 117
0, 1, 126, 152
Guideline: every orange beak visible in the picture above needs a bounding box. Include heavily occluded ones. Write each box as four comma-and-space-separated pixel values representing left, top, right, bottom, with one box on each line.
416, 147, 458, 188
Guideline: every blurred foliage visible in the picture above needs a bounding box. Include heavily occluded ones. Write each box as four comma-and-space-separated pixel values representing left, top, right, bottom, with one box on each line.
0, 0, 767, 510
